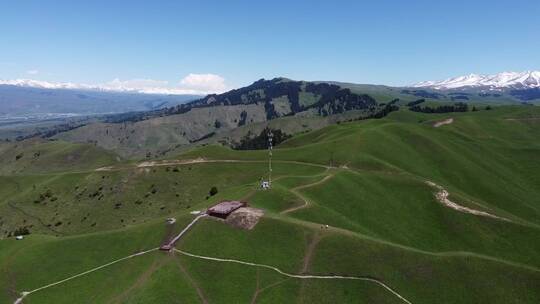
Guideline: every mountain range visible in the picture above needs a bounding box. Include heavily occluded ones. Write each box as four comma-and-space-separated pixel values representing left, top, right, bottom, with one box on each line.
414, 71, 540, 90
2, 71, 539, 122
51, 78, 387, 158
1, 72, 540, 155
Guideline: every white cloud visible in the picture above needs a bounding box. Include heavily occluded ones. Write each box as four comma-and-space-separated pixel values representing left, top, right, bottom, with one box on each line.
26, 69, 39, 75
179, 73, 227, 93
102, 78, 170, 92
0, 73, 229, 95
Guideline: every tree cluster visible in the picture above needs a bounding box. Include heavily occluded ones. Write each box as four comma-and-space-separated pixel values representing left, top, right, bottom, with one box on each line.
233, 127, 291, 150
410, 102, 468, 113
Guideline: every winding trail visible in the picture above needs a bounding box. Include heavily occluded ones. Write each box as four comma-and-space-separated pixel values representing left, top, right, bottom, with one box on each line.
12, 214, 207, 303
250, 270, 289, 304
96, 158, 331, 172
12, 156, 538, 303
301, 233, 321, 274
174, 258, 209, 304
13, 247, 159, 304
173, 248, 413, 304
107, 257, 165, 304
426, 181, 511, 222
281, 173, 335, 214
433, 118, 454, 127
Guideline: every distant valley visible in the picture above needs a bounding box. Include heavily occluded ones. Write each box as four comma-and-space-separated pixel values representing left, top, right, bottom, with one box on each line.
0, 84, 199, 120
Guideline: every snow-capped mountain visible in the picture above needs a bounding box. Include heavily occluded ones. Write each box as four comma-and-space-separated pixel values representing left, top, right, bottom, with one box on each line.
0, 78, 200, 95
0, 74, 228, 95
0, 79, 95, 91
414, 71, 540, 90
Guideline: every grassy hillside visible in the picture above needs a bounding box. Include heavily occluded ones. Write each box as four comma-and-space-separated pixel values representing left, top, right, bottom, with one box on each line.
0, 139, 120, 175
51, 78, 390, 158
50, 77, 539, 159
1, 106, 539, 303
332, 82, 539, 105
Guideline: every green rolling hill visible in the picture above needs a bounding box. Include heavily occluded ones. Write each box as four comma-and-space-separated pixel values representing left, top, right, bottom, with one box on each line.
1, 105, 539, 303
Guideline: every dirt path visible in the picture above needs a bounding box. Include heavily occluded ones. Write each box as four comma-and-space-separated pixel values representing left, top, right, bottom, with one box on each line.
136, 158, 209, 168
298, 232, 322, 303
426, 181, 511, 222
12, 214, 206, 303
433, 118, 453, 127
96, 158, 331, 172
175, 258, 209, 304
301, 233, 321, 274
13, 247, 159, 304
174, 248, 412, 304
505, 117, 540, 121
278, 213, 540, 273
107, 257, 165, 304
281, 174, 335, 215
250, 269, 290, 304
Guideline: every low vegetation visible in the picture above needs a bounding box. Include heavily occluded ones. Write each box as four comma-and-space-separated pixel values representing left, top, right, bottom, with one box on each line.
0, 105, 539, 303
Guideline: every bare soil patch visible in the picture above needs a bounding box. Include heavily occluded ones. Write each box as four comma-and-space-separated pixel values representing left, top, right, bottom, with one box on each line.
426, 181, 510, 222
95, 166, 114, 171
433, 118, 454, 128
225, 207, 264, 230
505, 117, 540, 121
137, 157, 207, 168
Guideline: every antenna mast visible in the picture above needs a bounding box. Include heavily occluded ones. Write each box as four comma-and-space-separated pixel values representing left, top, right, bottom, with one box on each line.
268, 130, 273, 188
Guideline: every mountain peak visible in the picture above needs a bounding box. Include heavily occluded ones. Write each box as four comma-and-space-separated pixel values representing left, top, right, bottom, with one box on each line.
413, 71, 540, 90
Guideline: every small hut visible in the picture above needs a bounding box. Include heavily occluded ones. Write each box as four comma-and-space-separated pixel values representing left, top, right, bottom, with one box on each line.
207, 201, 247, 219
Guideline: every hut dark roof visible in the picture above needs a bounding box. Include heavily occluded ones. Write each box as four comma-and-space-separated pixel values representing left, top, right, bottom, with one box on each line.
207, 201, 247, 216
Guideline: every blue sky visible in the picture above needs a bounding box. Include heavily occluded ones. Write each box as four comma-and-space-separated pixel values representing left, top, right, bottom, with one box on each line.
1, 0, 539, 93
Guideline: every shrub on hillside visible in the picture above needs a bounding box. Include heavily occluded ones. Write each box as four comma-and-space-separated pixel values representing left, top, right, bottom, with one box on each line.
233, 128, 291, 150
209, 186, 218, 196
14, 227, 30, 236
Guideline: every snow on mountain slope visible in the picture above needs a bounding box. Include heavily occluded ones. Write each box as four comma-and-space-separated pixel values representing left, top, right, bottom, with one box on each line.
0, 78, 199, 95
0, 74, 228, 95
0, 79, 89, 90
414, 71, 540, 90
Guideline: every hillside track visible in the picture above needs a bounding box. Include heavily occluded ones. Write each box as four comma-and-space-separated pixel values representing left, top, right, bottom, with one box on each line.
281, 173, 335, 215
94, 157, 334, 173
173, 248, 413, 304
13, 247, 159, 304
106, 257, 166, 304
250, 270, 290, 304
12, 214, 207, 304
426, 181, 512, 222
275, 216, 540, 273
174, 257, 209, 304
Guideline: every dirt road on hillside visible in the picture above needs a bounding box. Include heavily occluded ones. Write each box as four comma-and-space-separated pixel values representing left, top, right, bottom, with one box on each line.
433, 118, 453, 127
174, 248, 413, 304
281, 174, 335, 214
96, 158, 331, 172
426, 181, 511, 222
